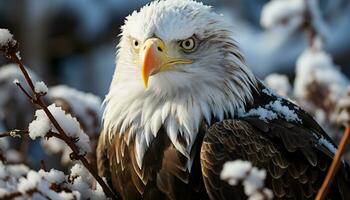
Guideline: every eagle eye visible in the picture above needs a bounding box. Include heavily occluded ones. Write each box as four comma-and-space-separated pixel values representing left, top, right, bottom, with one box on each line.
132, 39, 140, 49
179, 37, 197, 52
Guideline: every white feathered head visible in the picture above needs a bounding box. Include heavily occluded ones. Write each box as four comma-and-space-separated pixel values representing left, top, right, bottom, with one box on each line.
104, 0, 257, 165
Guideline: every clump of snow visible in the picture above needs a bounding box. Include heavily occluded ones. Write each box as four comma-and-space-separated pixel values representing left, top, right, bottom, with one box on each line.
260, 0, 305, 29
294, 47, 349, 102
267, 100, 301, 122
49, 85, 102, 135
244, 107, 278, 122
67, 164, 106, 200
264, 74, 292, 97
38, 168, 66, 184
28, 104, 91, 155
34, 81, 48, 94
221, 160, 273, 200
0, 29, 16, 48
242, 100, 301, 123
0, 161, 105, 199
28, 109, 51, 139
16, 169, 81, 199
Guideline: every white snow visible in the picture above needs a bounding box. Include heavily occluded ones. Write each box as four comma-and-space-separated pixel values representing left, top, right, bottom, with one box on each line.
294, 47, 349, 102
221, 160, 252, 185
244, 107, 278, 123
17, 170, 42, 194
318, 136, 337, 155
67, 164, 106, 200
221, 160, 273, 200
28, 109, 52, 139
39, 169, 65, 184
268, 100, 301, 122
0, 158, 104, 199
264, 74, 292, 97
242, 100, 301, 123
70, 164, 93, 183
29, 104, 91, 154
243, 167, 266, 195
0, 29, 16, 47
260, 0, 305, 29
49, 85, 102, 135
34, 81, 48, 94
13, 79, 19, 85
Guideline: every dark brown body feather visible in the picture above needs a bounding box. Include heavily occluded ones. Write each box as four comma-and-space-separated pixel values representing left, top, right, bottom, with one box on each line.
97, 82, 350, 199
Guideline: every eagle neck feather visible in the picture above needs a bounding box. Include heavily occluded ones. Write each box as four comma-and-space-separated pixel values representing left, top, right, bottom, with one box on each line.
103, 58, 256, 170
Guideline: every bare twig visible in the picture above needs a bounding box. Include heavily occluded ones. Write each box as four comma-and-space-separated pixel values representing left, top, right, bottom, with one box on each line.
14, 81, 35, 103
0, 36, 116, 199
316, 125, 350, 200
0, 129, 26, 138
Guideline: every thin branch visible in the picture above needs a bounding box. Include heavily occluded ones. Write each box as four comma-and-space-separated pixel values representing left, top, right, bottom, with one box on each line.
0, 132, 13, 138
1, 37, 116, 199
316, 125, 350, 200
0, 129, 26, 138
14, 81, 34, 103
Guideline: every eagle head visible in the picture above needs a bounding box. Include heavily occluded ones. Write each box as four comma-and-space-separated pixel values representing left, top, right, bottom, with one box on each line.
104, 0, 257, 165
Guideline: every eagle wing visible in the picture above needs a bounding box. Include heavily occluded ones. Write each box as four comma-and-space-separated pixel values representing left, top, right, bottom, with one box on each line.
200, 117, 350, 200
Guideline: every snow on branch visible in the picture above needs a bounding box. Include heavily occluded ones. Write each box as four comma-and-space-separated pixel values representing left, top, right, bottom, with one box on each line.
221, 160, 273, 200
34, 81, 48, 94
0, 28, 116, 199
261, 0, 305, 29
0, 29, 17, 50
29, 104, 91, 155
0, 161, 105, 200
261, 0, 328, 44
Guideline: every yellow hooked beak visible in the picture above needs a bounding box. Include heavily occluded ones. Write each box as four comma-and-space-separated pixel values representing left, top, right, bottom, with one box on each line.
141, 38, 193, 89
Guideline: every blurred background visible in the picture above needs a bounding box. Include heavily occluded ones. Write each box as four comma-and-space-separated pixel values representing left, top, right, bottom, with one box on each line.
0, 0, 349, 98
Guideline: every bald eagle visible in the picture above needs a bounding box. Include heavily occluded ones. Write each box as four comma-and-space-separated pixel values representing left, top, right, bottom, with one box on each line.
97, 0, 350, 199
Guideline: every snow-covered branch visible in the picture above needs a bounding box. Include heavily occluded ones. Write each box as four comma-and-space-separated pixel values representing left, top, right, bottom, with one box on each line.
0, 161, 105, 200
0, 28, 116, 199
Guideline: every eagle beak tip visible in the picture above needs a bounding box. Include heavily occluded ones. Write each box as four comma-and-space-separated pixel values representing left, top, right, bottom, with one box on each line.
142, 76, 149, 89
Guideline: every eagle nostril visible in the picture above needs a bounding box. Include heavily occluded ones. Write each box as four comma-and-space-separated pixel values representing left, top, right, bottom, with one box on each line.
157, 46, 163, 52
